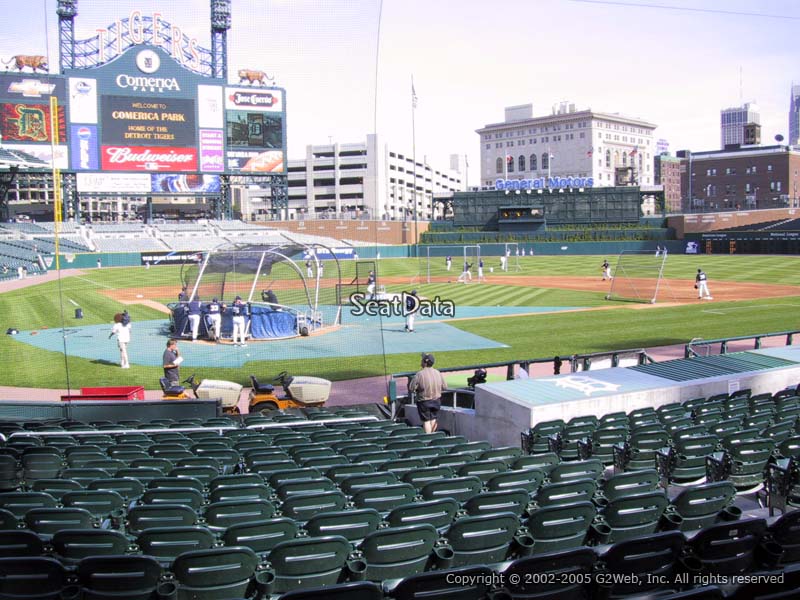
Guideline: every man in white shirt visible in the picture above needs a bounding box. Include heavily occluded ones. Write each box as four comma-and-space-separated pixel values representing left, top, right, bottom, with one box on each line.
110, 312, 132, 368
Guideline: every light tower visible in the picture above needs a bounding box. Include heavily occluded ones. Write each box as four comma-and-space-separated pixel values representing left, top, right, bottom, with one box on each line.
57, 0, 78, 73
210, 0, 231, 80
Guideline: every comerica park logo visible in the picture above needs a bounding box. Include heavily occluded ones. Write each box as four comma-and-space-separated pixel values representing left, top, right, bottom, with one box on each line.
349, 292, 455, 318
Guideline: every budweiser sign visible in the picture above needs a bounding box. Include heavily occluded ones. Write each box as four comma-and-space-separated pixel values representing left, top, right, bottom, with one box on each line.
101, 146, 197, 172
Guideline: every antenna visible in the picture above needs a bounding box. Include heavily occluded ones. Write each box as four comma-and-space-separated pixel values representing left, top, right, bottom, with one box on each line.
739, 65, 743, 104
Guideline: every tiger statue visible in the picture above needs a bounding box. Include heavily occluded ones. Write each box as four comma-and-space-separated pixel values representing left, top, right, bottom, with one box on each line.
2, 55, 49, 73
238, 69, 273, 86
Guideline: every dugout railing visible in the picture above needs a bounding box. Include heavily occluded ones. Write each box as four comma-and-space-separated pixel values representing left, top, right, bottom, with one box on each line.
684, 330, 800, 359
389, 347, 655, 411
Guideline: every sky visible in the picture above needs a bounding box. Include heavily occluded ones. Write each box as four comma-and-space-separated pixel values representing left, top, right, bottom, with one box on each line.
2, 0, 799, 183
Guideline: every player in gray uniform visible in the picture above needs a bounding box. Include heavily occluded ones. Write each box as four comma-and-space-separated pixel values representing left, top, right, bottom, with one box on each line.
695, 269, 712, 300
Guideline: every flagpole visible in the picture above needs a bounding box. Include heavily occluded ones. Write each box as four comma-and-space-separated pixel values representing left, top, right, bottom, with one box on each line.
411, 75, 417, 246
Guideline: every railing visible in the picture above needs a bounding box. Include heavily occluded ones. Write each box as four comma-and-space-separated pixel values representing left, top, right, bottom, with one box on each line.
684, 330, 800, 358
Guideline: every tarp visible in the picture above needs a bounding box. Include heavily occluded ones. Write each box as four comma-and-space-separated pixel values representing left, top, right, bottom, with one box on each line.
249, 305, 297, 338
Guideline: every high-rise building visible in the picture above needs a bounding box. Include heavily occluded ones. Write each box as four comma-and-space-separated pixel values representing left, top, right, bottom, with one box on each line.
282, 134, 463, 221
790, 84, 800, 145
657, 139, 670, 155
476, 102, 657, 189
720, 102, 760, 148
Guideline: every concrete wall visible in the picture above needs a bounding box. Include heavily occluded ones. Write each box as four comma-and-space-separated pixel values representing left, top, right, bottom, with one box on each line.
258, 219, 430, 245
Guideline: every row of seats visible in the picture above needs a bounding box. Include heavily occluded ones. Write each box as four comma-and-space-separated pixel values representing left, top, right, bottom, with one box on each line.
1, 516, 799, 599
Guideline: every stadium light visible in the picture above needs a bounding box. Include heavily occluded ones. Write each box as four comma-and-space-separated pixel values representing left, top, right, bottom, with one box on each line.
537, 190, 543, 195
504, 190, 510, 195
525, 190, 531, 195
559, 189, 565, 193
515, 190, 521, 195
578, 187, 585, 192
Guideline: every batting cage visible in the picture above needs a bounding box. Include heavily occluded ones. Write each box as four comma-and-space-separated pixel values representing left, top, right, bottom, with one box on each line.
171, 243, 342, 341
606, 250, 676, 304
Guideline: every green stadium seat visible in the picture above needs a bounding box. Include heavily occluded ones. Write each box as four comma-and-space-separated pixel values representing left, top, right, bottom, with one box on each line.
598, 490, 669, 543
325, 462, 376, 485
385, 498, 458, 533
499, 547, 596, 600
209, 473, 264, 491
351, 483, 417, 513
141, 487, 205, 511
60, 489, 125, 520
136, 526, 216, 565
77, 555, 162, 600
222, 517, 299, 556
24, 506, 96, 537
401, 466, 454, 491
526, 501, 595, 554
671, 481, 738, 531
0, 491, 57, 517
208, 483, 272, 504
60, 467, 113, 486
274, 477, 337, 501
52, 529, 130, 564
0, 530, 44, 557
279, 490, 348, 522
401, 446, 448, 461
377, 458, 426, 478
0, 508, 18, 531
485, 468, 545, 495
305, 508, 382, 544
420, 475, 483, 503
428, 452, 476, 470
0, 455, 19, 492
457, 459, 509, 483
339, 471, 398, 495
600, 468, 660, 503
535, 478, 597, 508
356, 524, 438, 581
0, 556, 67, 600
30, 478, 83, 500
446, 512, 521, 567
148, 476, 205, 493
267, 535, 351, 594
126, 504, 198, 535
512, 452, 560, 474
86, 477, 145, 502
204, 499, 277, 532
267, 468, 323, 488
463, 488, 531, 518
548, 459, 604, 483
687, 518, 767, 576
598, 531, 685, 597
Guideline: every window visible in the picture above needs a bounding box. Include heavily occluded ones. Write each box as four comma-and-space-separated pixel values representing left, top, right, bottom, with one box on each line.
541, 153, 549, 170
530, 154, 537, 170
767, 164, 773, 172
519, 155, 526, 171
496, 158, 503, 174
485, 144, 490, 149
605, 149, 611, 168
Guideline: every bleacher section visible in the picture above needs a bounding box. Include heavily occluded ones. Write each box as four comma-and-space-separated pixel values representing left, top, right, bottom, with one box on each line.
92, 237, 169, 252
0, 385, 799, 599
722, 218, 800, 233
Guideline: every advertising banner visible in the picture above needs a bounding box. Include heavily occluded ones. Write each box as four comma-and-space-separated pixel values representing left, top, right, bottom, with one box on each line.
198, 84, 224, 128
151, 174, 221, 193
199, 129, 224, 172
1, 102, 67, 144
68, 78, 98, 124
101, 95, 196, 146
0, 73, 64, 100
225, 87, 283, 113
100, 145, 198, 172
76, 172, 152, 193
69, 124, 99, 170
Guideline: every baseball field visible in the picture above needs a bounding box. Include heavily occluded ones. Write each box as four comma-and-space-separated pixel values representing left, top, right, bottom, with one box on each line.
0, 253, 798, 390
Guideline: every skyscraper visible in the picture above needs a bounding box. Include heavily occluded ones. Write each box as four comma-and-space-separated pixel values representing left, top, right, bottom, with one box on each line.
720, 102, 760, 148
790, 85, 800, 145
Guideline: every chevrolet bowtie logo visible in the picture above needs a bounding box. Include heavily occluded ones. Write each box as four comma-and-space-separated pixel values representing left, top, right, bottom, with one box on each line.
7, 79, 56, 98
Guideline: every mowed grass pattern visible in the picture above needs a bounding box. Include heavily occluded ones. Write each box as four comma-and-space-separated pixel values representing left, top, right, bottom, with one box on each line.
0, 254, 798, 388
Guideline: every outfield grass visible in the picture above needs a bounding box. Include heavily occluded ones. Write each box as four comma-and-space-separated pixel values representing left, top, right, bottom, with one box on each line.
0, 254, 798, 389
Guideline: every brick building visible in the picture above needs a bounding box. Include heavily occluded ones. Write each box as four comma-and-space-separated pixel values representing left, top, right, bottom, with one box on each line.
654, 154, 682, 213
678, 145, 800, 212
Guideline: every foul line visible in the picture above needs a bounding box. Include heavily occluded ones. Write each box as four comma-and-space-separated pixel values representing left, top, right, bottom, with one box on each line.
67, 298, 79, 307
73, 276, 115, 290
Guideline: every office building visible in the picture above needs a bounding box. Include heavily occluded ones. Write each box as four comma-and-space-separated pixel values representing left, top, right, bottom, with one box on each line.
790, 84, 800, 145
720, 102, 760, 148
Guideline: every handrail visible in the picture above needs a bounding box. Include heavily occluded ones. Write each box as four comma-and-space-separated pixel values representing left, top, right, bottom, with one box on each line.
684, 330, 800, 359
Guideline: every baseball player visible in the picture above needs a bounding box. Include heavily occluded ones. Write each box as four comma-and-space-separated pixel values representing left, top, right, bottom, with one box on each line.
477, 258, 485, 282
695, 269, 712, 300
602, 259, 613, 281
366, 270, 376, 298
230, 296, 248, 346
500, 254, 507, 272
405, 290, 418, 332
306, 259, 313, 278
446, 256, 452, 271
457, 261, 473, 283
206, 298, 222, 341
187, 297, 203, 341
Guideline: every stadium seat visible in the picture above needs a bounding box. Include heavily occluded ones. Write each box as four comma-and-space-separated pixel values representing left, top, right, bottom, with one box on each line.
478, 446, 524, 466
0, 556, 67, 600
128, 458, 174, 474
204, 499, 277, 532
485, 468, 545, 495
0, 509, 18, 531
30, 478, 83, 500
446, 512, 521, 566
136, 526, 216, 565
671, 434, 719, 482
386, 498, 459, 533
60, 489, 125, 520
401, 446, 447, 461
512, 452, 560, 474
0, 455, 19, 491
325, 462, 376, 485
597, 530, 685, 597
60, 468, 113, 486
498, 547, 597, 600
24, 507, 96, 537
768, 510, 800, 565
526, 501, 596, 554
77, 555, 162, 600
141, 486, 205, 511
429, 452, 477, 470
535, 479, 597, 508
420, 476, 483, 503
148, 476, 205, 493
457, 459, 509, 483
279, 490, 348, 522
463, 488, 531, 518
355, 524, 438, 581
378, 458, 426, 478
305, 508, 382, 544
598, 490, 669, 543
352, 483, 417, 513
209, 473, 265, 492
20, 450, 63, 483
0, 491, 57, 517
274, 477, 338, 501
401, 466, 454, 491
223, 517, 299, 556
671, 481, 738, 531
86, 477, 145, 502
267, 535, 351, 594
208, 483, 272, 504
687, 517, 768, 575
599, 468, 660, 503
267, 468, 323, 488
339, 471, 399, 495
0, 529, 44, 557
548, 459, 604, 483
126, 504, 198, 535
168, 465, 219, 486
52, 529, 130, 564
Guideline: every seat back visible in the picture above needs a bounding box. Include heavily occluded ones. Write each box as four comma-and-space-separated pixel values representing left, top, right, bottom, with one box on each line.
0, 530, 44, 557
463, 489, 530, 518
204, 499, 276, 531
500, 547, 596, 599
24, 507, 95, 536
78, 555, 162, 600
671, 481, 737, 531
602, 490, 669, 543
279, 490, 348, 522
126, 504, 198, 535
420, 476, 483, 503
599, 530, 685, 595
526, 501, 596, 554
222, 517, 298, 556
386, 499, 458, 533
136, 526, 216, 564
172, 547, 258, 599
359, 524, 438, 581
52, 529, 130, 564
446, 512, 520, 567
689, 517, 768, 575
267, 535, 351, 594
0, 556, 66, 599
535, 478, 596, 508
305, 509, 382, 544
352, 483, 417, 513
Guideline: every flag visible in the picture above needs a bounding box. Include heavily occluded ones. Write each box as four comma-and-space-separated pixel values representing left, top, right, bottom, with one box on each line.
587, 148, 593, 157
630, 146, 638, 156
506, 155, 513, 164
411, 78, 418, 109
